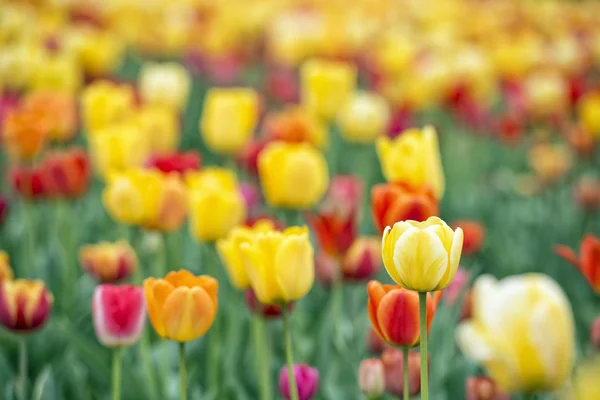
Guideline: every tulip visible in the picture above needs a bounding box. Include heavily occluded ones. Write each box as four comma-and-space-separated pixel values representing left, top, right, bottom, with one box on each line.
135, 104, 180, 155
9, 165, 47, 200
442, 267, 469, 306
3, 107, 48, 161
466, 376, 510, 400
371, 183, 439, 234
80, 241, 138, 283
523, 69, 568, 119
103, 169, 188, 232
565, 123, 596, 157
258, 142, 329, 210
30, 52, 82, 95
0, 193, 8, 226
239, 182, 262, 215
0, 251, 13, 281
381, 348, 425, 397
22, 91, 77, 142
279, 364, 319, 400
555, 234, 600, 293
216, 220, 275, 290
574, 176, 600, 212
342, 237, 381, 281
139, 62, 191, 112
262, 105, 328, 149
42, 148, 91, 199
456, 274, 574, 394
146, 152, 201, 176
200, 87, 259, 154
382, 216, 463, 292
241, 226, 314, 305
578, 92, 600, 137
337, 91, 391, 143
0, 279, 53, 332
89, 122, 150, 180
65, 26, 124, 77
0, 43, 44, 90
451, 220, 485, 255
300, 59, 357, 120
245, 289, 292, 319
367, 281, 441, 348
569, 357, 600, 400
143, 269, 218, 342
187, 168, 247, 242
591, 316, 600, 350
314, 252, 338, 287
92, 284, 146, 347
376, 126, 445, 200
528, 143, 571, 184
81, 81, 134, 134
358, 359, 385, 399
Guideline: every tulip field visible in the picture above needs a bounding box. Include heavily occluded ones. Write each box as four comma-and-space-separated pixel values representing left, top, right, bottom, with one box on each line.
3, 1, 600, 399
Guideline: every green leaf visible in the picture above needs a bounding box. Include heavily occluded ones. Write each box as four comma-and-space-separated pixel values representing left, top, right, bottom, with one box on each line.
32, 366, 58, 400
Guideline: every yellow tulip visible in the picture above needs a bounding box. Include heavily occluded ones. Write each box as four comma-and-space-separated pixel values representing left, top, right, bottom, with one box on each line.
139, 62, 191, 112
382, 216, 463, 292
578, 92, 600, 138
29, 52, 82, 94
89, 123, 149, 180
103, 169, 187, 231
337, 91, 390, 144
187, 168, 246, 242
568, 357, 600, 400
301, 58, 357, 121
135, 104, 180, 155
0, 42, 44, 90
457, 274, 574, 395
524, 69, 568, 118
63, 26, 124, 77
258, 141, 329, 210
376, 126, 445, 200
81, 81, 135, 134
241, 226, 314, 304
200, 88, 259, 155
216, 220, 275, 290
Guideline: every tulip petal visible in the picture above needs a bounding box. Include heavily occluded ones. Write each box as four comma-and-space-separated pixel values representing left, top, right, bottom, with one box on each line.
377, 288, 420, 347
435, 227, 463, 290
161, 286, 216, 342
382, 223, 412, 286
275, 234, 314, 302
144, 278, 174, 338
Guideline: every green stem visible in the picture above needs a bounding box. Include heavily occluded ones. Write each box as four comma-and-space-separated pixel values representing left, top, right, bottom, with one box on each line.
403, 347, 409, 400
18, 337, 27, 400
331, 273, 344, 348
21, 201, 35, 278
112, 348, 122, 400
203, 242, 221, 394
252, 314, 272, 400
139, 331, 159, 400
419, 292, 429, 400
179, 342, 187, 400
153, 232, 167, 278
282, 307, 299, 400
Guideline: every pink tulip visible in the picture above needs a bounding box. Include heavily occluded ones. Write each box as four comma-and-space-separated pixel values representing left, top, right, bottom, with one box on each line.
443, 267, 470, 306
279, 364, 319, 400
92, 285, 146, 347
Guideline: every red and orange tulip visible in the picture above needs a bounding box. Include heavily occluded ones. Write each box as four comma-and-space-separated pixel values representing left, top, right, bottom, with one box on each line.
367, 281, 441, 348
555, 234, 600, 293
80, 241, 138, 283
0, 279, 53, 332
371, 183, 438, 234
22, 91, 77, 143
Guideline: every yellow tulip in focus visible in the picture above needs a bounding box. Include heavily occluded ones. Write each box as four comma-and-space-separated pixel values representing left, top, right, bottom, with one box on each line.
103, 169, 187, 231
241, 226, 314, 304
200, 88, 259, 155
376, 126, 445, 199
382, 216, 463, 292
89, 123, 149, 180
258, 141, 329, 210
29, 52, 81, 94
135, 104, 180, 155
301, 58, 357, 121
578, 92, 600, 138
139, 62, 191, 112
187, 168, 247, 242
337, 91, 390, 144
216, 220, 275, 290
81, 81, 135, 134
457, 274, 574, 395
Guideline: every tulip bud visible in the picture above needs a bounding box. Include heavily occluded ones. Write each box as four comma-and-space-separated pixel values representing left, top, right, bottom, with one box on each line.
452, 220, 485, 255
138, 62, 191, 112
358, 359, 385, 399
574, 176, 600, 212
466, 376, 510, 400
591, 316, 600, 351
342, 237, 381, 281
244, 289, 292, 319
279, 364, 319, 400
92, 284, 146, 347
315, 251, 339, 287
367, 327, 387, 354
0, 193, 8, 225
0, 251, 13, 281
381, 348, 427, 397
443, 267, 469, 306
0, 279, 53, 332
79, 241, 138, 283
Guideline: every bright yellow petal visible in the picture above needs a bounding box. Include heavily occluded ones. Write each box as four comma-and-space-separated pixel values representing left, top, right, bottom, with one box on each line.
274, 232, 314, 302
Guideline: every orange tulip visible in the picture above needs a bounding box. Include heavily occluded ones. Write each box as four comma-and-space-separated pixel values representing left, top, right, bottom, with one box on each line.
0, 251, 13, 281
367, 280, 441, 348
144, 270, 218, 342
22, 91, 77, 142
555, 234, 600, 293
3, 107, 48, 161
451, 220, 485, 255
371, 183, 438, 234
0, 279, 53, 332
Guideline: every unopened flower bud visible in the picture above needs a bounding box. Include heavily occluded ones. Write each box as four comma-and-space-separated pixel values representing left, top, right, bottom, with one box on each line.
358, 358, 385, 399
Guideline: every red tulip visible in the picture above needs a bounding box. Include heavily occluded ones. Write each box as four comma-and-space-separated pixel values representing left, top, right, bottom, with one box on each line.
452, 220, 485, 255
555, 234, 600, 293
0, 193, 8, 225
244, 289, 292, 319
341, 237, 381, 281
146, 151, 201, 175
0, 280, 53, 332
